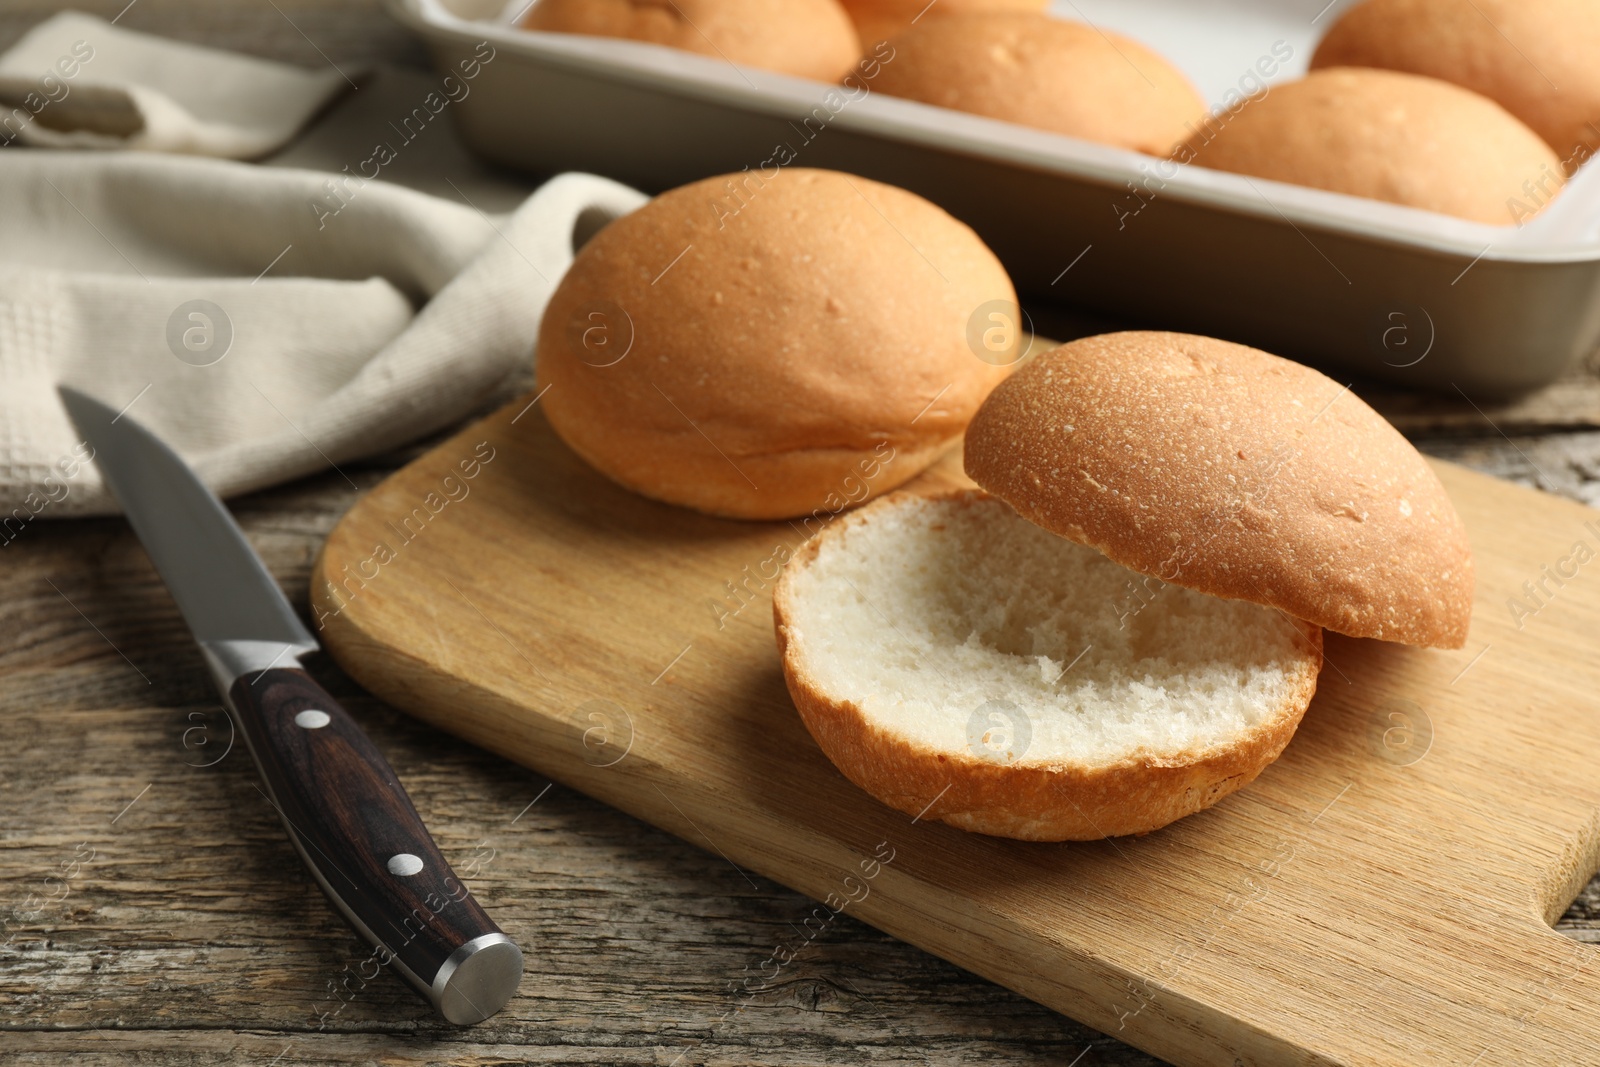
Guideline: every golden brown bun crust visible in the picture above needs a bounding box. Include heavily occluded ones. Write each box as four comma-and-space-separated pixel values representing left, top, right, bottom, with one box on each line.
1312, 0, 1600, 169
870, 13, 1206, 156
536, 169, 1016, 520
1180, 67, 1564, 225
839, 0, 1047, 46
964, 332, 1475, 649
773, 489, 1323, 842
522, 0, 862, 82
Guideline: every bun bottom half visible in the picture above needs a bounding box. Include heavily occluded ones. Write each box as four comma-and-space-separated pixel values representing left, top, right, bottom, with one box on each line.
773, 490, 1322, 840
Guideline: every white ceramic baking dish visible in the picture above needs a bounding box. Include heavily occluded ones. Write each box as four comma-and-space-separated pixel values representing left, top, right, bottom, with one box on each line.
389, 0, 1600, 396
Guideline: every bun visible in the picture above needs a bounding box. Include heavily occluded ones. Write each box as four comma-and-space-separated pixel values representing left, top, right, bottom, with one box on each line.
839, 0, 1047, 46
870, 13, 1205, 156
1179, 67, 1564, 225
521, 0, 862, 82
773, 489, 1322, 841
1313, 0, 1600, 168
963, 331, 1474, 649
535, 169, 1017, 520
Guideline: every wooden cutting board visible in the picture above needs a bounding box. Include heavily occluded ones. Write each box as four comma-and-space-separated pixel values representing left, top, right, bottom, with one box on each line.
312, 397, 1600, 1067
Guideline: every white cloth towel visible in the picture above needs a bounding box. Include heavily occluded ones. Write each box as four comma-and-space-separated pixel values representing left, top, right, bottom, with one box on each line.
0, 12, 353, 158
0, 16, 649, 520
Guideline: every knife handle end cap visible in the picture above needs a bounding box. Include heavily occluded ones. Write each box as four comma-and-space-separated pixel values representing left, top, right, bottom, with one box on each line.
434, 932, 524, 1025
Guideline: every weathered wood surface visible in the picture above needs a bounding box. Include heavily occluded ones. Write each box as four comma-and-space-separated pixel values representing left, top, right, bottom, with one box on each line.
5, 2, 1600, 1065
9, 410, 1600, 1067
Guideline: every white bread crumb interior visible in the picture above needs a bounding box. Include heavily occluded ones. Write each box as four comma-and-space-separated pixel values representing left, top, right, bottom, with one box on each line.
781, 491, 1317, 768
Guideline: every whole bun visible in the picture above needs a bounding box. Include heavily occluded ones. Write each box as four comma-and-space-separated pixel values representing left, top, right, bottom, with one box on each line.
839, 0, 1047, 46
536, 169, 1017, 520
870, 14, 1205, 156
521, 0, 862, 82
1180, 67, 1564, 225
1313, 0, 1600, 169
964, 331, 1474, 649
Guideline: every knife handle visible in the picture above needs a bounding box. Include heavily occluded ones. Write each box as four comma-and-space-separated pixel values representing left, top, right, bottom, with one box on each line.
225, 667, 522, 1024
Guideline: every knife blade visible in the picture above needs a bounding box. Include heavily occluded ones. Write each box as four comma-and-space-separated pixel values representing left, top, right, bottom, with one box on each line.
58, 386, 523, 1025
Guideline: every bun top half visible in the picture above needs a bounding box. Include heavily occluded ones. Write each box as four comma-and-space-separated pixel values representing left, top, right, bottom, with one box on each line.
964, 331, 1474, 648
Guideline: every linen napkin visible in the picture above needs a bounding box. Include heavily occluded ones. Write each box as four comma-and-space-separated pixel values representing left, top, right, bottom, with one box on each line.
0, 11, 354, 158
0, 15, 649, 521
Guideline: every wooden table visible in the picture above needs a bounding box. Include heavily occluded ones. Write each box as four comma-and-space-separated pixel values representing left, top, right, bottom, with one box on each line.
5, 3, 1600, 1064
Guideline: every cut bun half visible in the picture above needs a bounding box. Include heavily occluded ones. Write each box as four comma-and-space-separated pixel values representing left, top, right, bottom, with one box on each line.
965, 332, 1475, 649
773, 489, 1323, 841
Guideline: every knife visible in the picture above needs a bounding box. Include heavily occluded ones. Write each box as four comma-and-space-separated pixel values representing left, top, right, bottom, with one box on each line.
59, 386, 523, 1025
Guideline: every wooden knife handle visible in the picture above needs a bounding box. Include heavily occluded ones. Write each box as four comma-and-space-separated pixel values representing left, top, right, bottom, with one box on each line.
226, 667, 522, 1024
